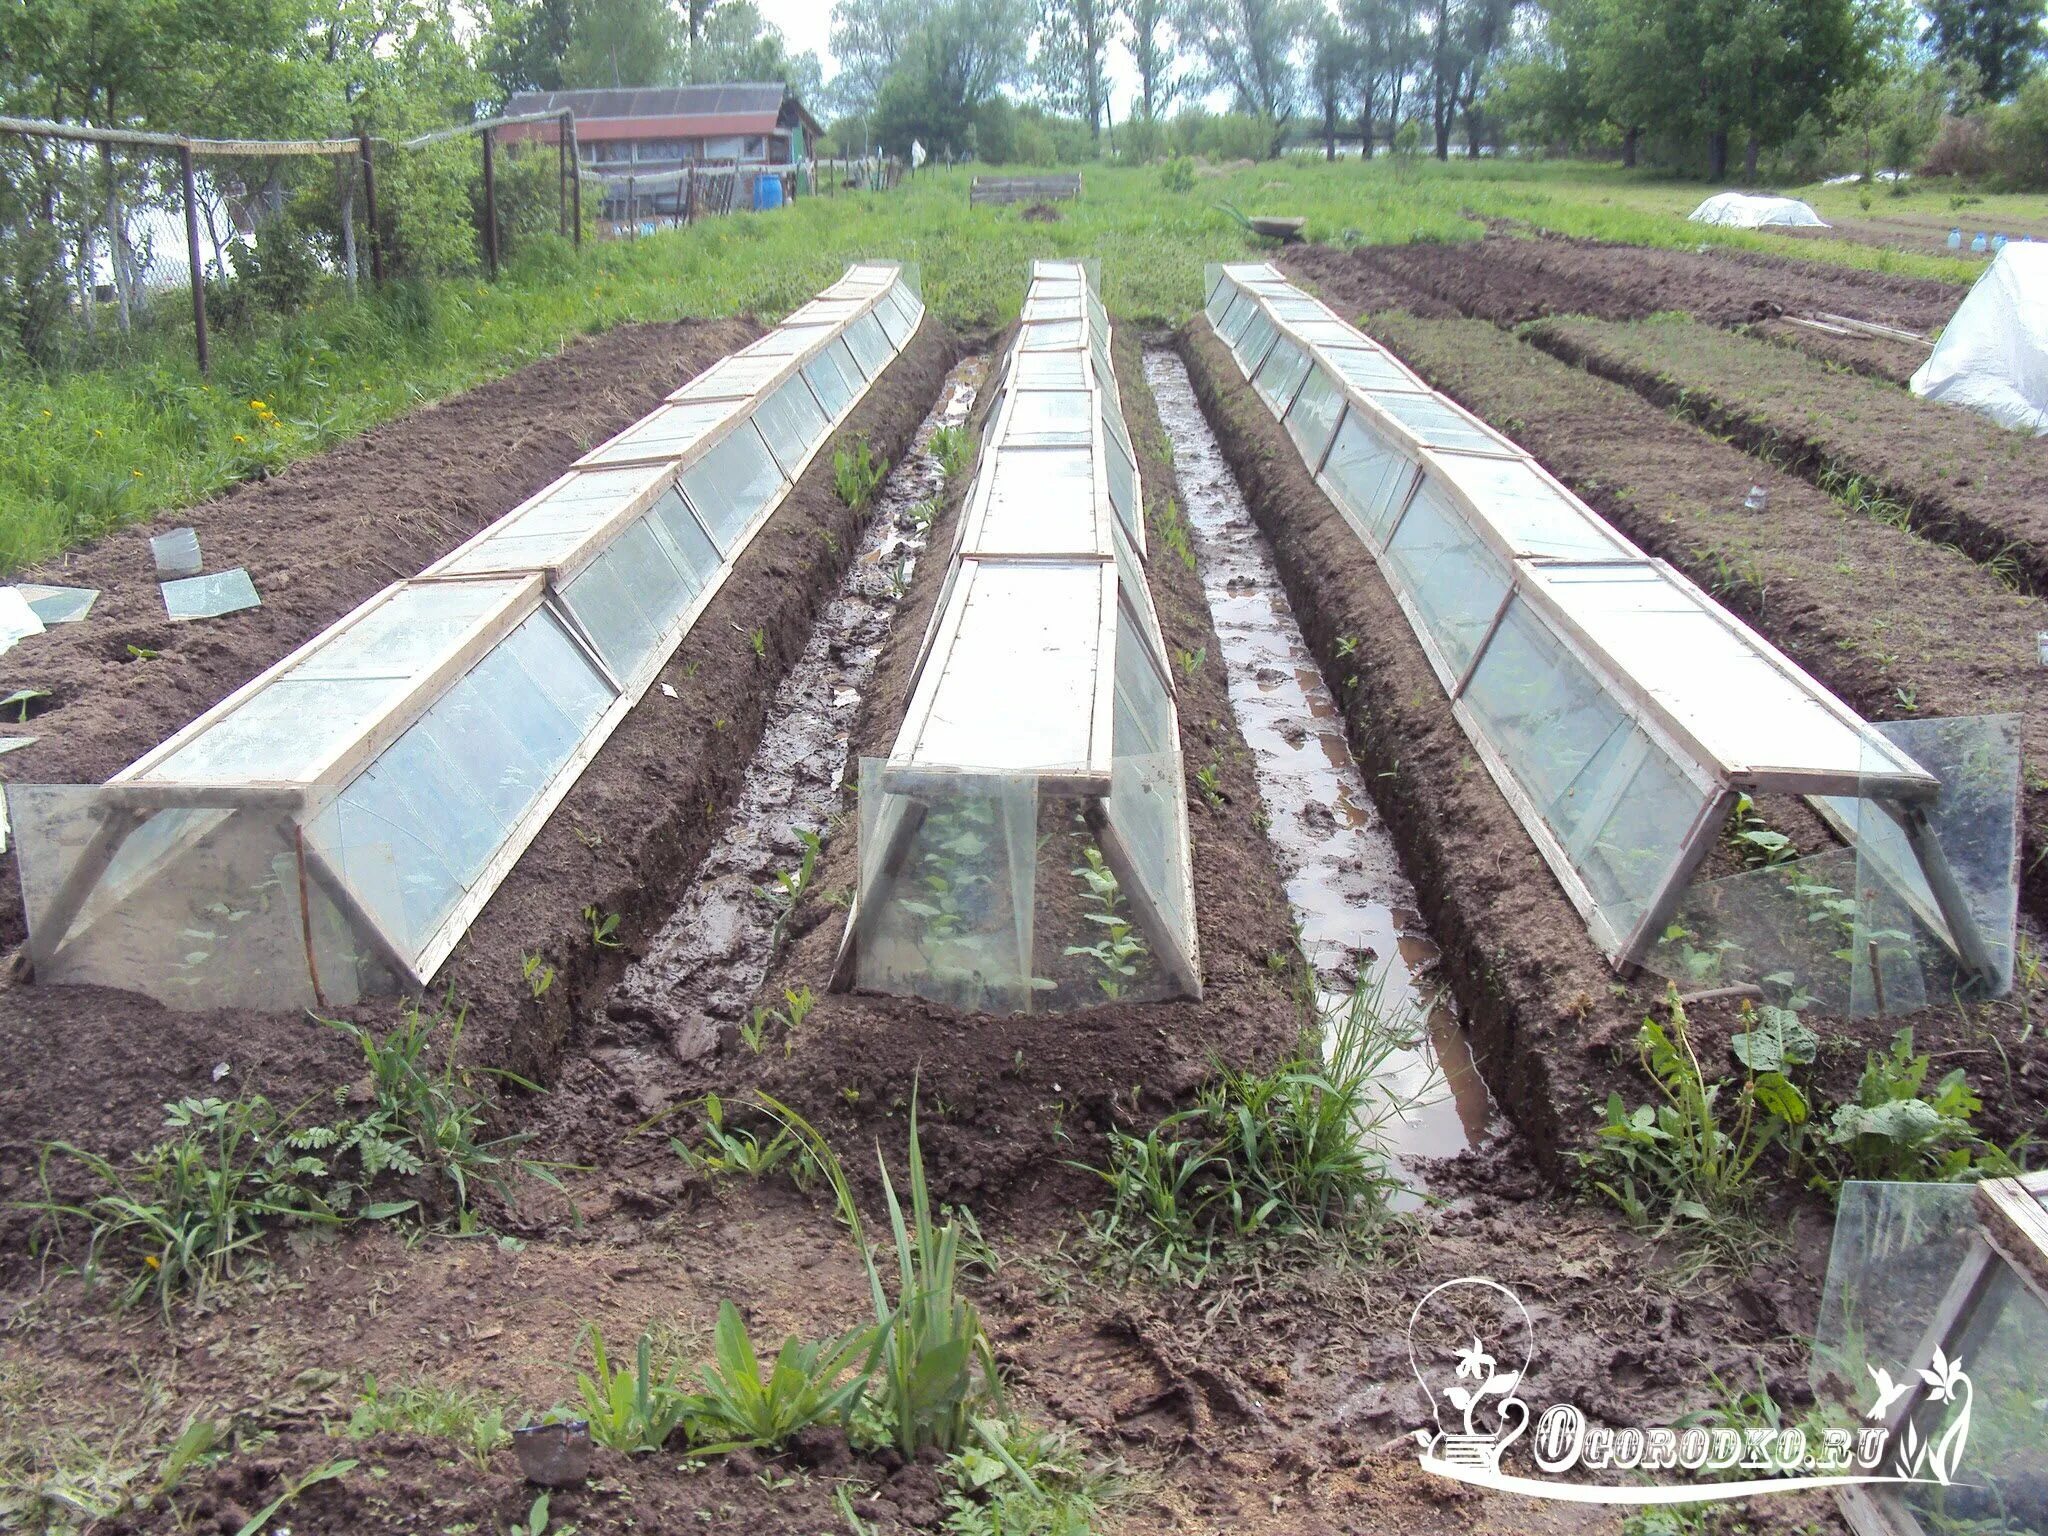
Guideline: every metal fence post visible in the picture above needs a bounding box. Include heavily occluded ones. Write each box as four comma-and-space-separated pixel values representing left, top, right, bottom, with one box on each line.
481, 125, 499, 278
178, 143, 209, 375
359, 133, 383, 284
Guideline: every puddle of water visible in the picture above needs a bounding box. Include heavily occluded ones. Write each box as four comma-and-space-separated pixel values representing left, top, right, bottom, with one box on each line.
1142, 348, 1496, 1187
606, 358, 983, 1058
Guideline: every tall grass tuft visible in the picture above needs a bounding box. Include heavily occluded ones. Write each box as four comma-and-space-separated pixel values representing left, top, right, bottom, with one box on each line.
1080, 968, 1416, 1282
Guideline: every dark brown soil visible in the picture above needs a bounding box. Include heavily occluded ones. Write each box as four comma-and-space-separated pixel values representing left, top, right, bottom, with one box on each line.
0, 317, 961, 1229
1749, 316, 1931, 386
1284, 230, 1965, 332
598, 322, 1311, 1227
1021, 201, 1063, 222
1176, 317, 1666, 1176
1, 314, 1853, 1536
1527, 314, 2048, 592
1354, 310, 2048, 1143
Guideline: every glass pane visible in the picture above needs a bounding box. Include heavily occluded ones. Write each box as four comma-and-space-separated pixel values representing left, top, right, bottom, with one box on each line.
1104, 429, 1140, 548
803, 349, 855, 420
873, 287, 915, 348
1284, 365, 1344, 462
845, 311, 892, 378
16, 584, 98, 624
853, 763, 1041, 1013
1320, 413, 1416, 545
1021, 319, 1083, 350
150, 676, 398, 784
150, 527, 201, 576
1234, 312, 1277, 373
1381, 482, 1509, 679
1369, 392, 1503, 454
585, 400, 739, 465
162, 569, 260, 622
562, 515, 694, 681
1326, 346, 1427, 392
1218, 293, 1257, 346
976, 449, 1095, 553
679, 424, 783, 549
1012, 351, 1087, 390
1433, 454, 1628, 561
1253, 338, 1312, 415
1006, 389, 1092, 445
648, 486, 722, 585
755, 375, 831, 477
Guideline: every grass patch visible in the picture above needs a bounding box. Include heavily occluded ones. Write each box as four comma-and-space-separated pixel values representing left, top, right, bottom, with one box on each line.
1078, 969, 1416, 1283
4, 160, 1977, 573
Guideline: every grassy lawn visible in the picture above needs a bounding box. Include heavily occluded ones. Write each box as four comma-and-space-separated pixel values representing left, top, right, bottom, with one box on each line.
0, 157, 1996, 573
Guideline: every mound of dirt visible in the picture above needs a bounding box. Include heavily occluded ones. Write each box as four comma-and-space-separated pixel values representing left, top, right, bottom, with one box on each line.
1286, 230, 1966, 332
1021, 201, 1062, 222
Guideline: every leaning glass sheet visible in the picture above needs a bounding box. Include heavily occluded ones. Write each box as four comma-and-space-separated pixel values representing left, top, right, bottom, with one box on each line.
843, 260, 1198, 1011
8, 260, 925, 1012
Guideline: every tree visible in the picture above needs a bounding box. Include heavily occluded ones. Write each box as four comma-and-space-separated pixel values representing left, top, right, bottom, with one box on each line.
835, 0, 1032, 148
1925, 0, 2044, 101
1036, 0, 1113, 138
1422, 0, 1512, 158
1308, 9, 1359, 156
1122, 0, 1186, 117
1342, 0, 1424, 151
1179, 0, 1311, 148
481, 0, 577, 95
560, 0, 686, 87
682, 0, 820, 89
1579, 0, 1868, 178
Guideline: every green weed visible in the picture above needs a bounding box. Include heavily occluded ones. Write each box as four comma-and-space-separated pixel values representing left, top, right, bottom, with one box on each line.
581, 905, 621, 948
1580, 996, 1807, 1261
1080, 971, 1411, 1281
833, 438, 888, 510
762, 1091, 1002, 1457
1816, 1028, 2024, 1188
572, 1326, 689, 1453
346, 1376, 510, 1472
678, 1300, 876, 1452
761, 828, 824, 953
1065, 848, 1148, 1000
929, 424, 972, 479
671, 1094, 817, 1186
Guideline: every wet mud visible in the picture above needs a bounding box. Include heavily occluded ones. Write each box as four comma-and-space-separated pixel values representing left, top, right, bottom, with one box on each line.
1142, 347, 1496, 1180
603, 359, 983, 1059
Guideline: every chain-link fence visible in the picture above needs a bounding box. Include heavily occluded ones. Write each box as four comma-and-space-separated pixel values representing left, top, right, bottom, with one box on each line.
1, 109, 909, 378
0, 111, 586, 376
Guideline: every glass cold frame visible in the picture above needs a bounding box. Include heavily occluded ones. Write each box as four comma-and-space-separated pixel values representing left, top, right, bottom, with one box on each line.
1207, 262, 1952, 969
847, 260, 1199, 1009
10, 262, 926, 1012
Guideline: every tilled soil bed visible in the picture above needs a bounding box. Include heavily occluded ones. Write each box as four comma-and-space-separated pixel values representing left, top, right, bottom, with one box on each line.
1, 314, 1854, 1536
1528, 313, 2048, 591
0, 313, 961, 1236
1285, 230, 1966, 334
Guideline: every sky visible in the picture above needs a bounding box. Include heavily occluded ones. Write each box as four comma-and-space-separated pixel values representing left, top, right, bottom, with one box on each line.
749, 0, 1151, 120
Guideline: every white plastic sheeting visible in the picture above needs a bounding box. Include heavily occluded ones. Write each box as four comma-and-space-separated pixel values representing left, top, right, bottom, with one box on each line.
1205, 263, 2014, 997
1910, 243, 2048, 435
1688, 192, 1829, 229
9, 262, 924, 1012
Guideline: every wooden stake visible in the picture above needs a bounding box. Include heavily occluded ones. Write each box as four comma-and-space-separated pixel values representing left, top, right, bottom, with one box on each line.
358, 133, 383, 284
481, 125, 499, 278
178, 144, 208, 375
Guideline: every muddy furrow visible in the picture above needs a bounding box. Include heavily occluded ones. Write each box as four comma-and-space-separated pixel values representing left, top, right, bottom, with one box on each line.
1142, 346, 1496, 1189
601, 359, 983, 1067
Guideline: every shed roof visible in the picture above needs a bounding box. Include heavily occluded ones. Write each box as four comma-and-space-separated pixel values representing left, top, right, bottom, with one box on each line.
505, 85, 820, 140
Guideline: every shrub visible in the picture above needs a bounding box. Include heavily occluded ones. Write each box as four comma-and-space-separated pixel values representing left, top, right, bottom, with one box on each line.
1989, 78, 2048, 189
1159, 157, 1196, 194
1920, 114, 1997, 179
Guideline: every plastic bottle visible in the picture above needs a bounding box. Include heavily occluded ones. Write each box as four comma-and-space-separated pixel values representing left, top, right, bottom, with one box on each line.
1948, 228, 1962, 248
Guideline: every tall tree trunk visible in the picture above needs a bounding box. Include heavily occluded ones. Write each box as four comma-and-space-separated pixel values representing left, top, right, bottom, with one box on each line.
1621, 125, 1639, 168
1743, 133, 1759, 182
1708, 128, 1729, 181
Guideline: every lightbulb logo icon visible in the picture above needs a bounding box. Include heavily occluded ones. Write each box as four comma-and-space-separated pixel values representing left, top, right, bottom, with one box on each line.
1406, 1277, 1533, 1478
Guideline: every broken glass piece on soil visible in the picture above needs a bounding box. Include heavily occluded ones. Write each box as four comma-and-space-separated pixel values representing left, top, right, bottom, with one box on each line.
161, 568, 260, 622
14, 584, 99, 625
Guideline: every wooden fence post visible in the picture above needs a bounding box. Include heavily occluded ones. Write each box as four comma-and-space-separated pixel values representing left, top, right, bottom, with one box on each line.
557, 118, 568, 237
481, 125, 499, 278
566, 118, 582, 248
178, 144, 209, 375
358, 133, 383, 284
